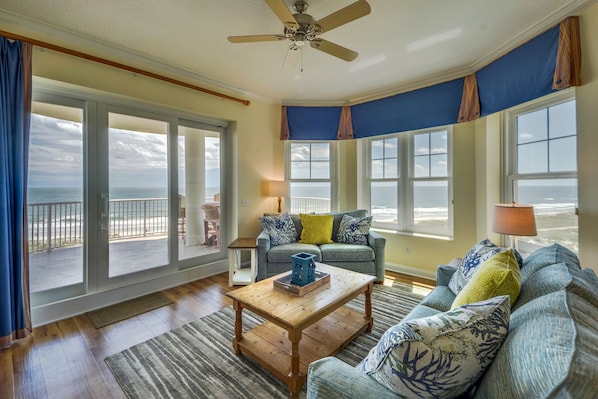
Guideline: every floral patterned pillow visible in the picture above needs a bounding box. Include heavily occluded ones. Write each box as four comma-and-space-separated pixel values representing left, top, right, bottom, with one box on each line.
357, 295, 511, 399
259, 213, 298, 246
336, 214, 373, 245
448, 239, 523, 295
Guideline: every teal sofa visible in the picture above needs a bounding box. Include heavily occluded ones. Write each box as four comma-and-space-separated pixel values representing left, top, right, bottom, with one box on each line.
256, 209, 386, 282
307, 244, 598, 398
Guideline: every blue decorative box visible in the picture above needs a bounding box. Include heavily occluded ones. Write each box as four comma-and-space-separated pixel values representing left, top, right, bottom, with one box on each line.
291, 252, 316, 286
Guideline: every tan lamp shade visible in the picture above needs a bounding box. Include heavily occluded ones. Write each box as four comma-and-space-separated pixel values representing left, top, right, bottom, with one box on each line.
493, 204, 537, 236
264, 180, 290, 213
265, 180, 290, 197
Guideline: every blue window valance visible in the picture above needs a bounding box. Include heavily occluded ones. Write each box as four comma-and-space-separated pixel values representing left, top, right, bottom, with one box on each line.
281, 17, 580, 141
351, 78, 464, 139
476, 25, 559, 116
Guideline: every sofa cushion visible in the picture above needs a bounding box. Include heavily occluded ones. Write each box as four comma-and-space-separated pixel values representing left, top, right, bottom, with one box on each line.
419, 286, 455, 312
448, 238, 522, 295
475, 289, 598, 398
300, 213, 334, 244
267, 243, 321, 263
259, 213, 298, 246
357, 295, 511, 399
513, 262, 572, 310
320, 243, 375, 263
521, 243, 580, 282
336, 214, 372, 245
452, 249, 521, 308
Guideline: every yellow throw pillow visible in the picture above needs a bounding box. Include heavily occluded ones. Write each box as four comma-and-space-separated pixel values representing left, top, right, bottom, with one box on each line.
451, 249, 522, 309
299, 214, 334, 245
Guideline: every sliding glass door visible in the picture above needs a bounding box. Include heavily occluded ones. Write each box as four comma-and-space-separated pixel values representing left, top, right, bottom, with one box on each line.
28, 89, 227, 306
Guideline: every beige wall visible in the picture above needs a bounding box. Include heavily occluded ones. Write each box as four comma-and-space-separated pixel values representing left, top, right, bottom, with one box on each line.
16, 1, 598, 280
577, 3, 598, 272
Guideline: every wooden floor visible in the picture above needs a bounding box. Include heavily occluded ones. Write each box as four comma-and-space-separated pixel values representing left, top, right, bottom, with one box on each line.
0, 271, 435, 399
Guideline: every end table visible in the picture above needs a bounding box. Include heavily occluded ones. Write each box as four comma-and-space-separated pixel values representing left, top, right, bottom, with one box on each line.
227, 238, 257, 286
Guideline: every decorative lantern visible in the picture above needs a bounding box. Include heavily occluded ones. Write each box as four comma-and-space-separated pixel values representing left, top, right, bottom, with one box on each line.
291, 252, 316, 286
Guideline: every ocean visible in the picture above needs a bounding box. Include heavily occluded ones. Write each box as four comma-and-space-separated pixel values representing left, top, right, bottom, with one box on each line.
291, 182, 577, 217
27, 187, 220, 204
28, 184, 577, 215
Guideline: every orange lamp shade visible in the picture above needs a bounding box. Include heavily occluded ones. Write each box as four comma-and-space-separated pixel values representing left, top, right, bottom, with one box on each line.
493, 204, 537, 236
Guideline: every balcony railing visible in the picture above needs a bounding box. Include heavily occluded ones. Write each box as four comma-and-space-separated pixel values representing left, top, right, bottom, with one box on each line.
28, 196, 328, 253
27, 198, 170, 253
288, 197, 331, 214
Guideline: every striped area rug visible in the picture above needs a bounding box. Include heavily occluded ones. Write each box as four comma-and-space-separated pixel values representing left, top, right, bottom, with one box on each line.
105, 283, 424, 399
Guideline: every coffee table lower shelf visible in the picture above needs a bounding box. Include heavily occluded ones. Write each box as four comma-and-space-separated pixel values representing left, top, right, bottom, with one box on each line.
234, 305, 370, 391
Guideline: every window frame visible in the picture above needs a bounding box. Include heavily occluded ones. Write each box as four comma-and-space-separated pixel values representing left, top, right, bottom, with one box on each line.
503, 88, 578, 252
285, 141, 338, 213
360, 126, 454, 238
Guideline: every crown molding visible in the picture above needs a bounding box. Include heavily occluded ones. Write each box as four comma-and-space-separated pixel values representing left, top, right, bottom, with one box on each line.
470, 0, 595, 72
0, 10, 275, 104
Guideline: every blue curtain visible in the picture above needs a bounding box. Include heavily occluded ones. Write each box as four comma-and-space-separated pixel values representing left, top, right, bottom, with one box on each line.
0, 37, 32, 348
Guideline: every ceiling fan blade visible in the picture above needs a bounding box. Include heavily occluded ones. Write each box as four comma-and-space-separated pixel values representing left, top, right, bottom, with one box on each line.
310, 39, 358, 62
228, 34, 287, 43
313, 0, 371, 33
264, 0, 299, 28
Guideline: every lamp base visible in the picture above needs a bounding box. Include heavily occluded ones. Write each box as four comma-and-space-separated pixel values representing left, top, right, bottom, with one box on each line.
277, 196, 282, 213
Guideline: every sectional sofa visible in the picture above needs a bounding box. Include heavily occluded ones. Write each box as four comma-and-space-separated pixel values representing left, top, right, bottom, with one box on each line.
307, 243, 598, 398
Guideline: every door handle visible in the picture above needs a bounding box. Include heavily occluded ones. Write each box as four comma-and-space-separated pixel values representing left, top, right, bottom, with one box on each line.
100, 192, 109, 218
100, 223, 108, 235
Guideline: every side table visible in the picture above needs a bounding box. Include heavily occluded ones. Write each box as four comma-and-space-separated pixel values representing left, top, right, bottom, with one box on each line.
227, 237, 257, 286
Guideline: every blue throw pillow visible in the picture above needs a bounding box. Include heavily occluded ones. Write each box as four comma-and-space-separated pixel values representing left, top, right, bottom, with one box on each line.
259, 213, 298, 246
357, 295, 511, 399
336, 214, 372, 245
449, 239, 523, 295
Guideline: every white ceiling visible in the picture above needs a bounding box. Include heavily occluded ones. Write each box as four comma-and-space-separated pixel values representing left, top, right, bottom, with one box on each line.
0, 0, 595, 104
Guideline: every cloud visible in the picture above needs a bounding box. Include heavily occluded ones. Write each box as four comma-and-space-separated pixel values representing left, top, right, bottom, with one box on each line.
29, 114, 222, 190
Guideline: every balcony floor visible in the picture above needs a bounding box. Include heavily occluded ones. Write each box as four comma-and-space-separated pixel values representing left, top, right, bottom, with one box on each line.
29, 237, 218, 292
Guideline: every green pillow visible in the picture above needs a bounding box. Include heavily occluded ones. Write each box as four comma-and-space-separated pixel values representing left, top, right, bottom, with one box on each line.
299, 214, 334, 244
452, 249, 521, 308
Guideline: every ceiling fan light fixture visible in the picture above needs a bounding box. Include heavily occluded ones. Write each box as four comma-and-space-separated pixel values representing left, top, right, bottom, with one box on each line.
294, 33, 306, 46
228, 0, 371, 62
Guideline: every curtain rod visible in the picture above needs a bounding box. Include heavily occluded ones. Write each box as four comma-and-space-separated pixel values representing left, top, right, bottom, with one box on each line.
0, 30, 251, 106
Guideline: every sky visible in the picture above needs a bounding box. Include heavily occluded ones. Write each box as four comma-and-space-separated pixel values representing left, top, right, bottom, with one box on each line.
28, 113, 221, 192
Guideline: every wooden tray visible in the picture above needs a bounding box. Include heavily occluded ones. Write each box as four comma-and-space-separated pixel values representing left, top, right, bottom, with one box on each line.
273, 271, 330, 297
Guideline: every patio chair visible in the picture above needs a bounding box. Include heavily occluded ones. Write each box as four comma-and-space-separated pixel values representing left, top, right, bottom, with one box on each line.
201, 203, 220, 247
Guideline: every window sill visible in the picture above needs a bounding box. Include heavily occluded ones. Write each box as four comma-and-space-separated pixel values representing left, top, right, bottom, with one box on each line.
371, 227, 453, 241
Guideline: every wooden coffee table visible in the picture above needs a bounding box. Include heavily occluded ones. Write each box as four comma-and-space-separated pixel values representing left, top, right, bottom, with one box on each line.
226, 263, 376, 398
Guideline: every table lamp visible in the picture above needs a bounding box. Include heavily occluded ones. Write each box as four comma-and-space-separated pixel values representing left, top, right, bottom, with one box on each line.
265, 180, 290, 213
493, 203, 537, 249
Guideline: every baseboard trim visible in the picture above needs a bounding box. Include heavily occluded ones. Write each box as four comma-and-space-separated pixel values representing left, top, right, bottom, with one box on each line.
385, 262, 436, 282
31, 260, 228, 327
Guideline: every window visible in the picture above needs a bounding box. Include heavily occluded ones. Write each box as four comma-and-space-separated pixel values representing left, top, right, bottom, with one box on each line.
363, 128, 453, 237
505, 92, 578, 253
286, 142, 337, 213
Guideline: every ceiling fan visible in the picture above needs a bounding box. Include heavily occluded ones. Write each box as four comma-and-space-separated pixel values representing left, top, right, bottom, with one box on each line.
227, 0, 371, 62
